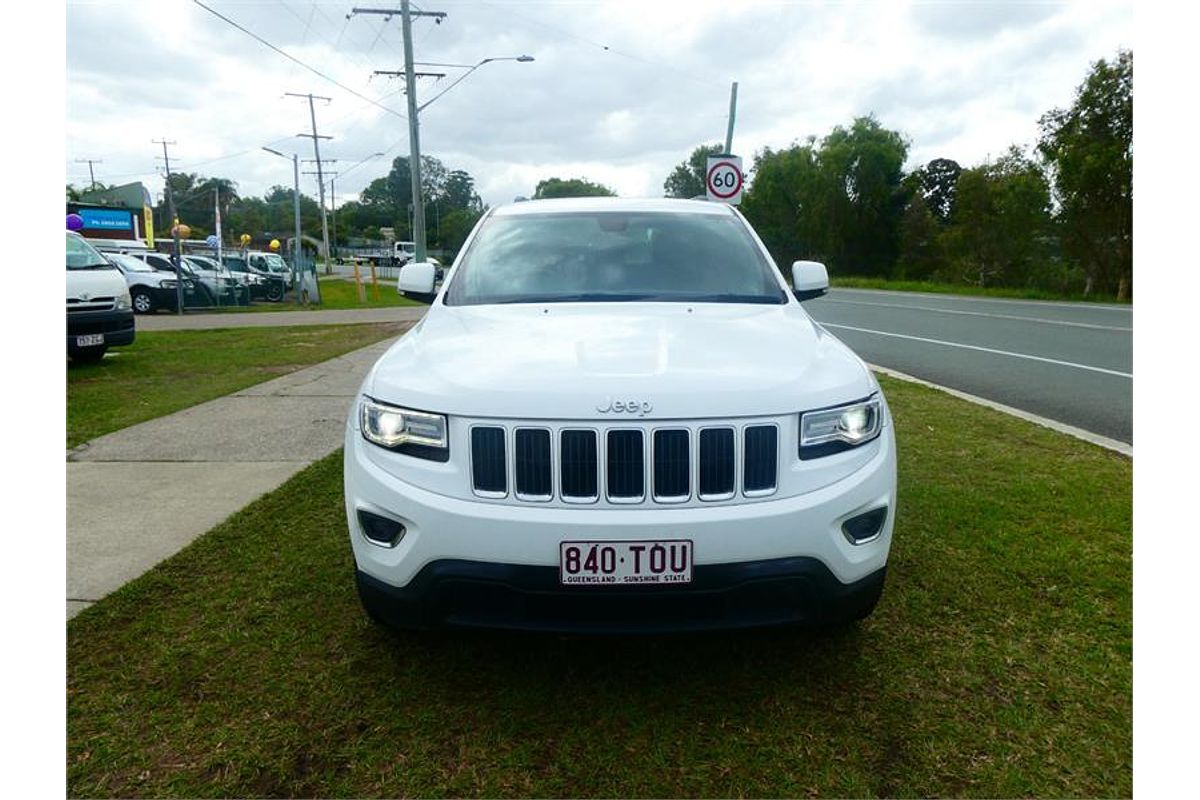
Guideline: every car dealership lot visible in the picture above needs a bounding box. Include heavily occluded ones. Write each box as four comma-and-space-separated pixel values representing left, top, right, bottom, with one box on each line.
805, 288, 1133, 444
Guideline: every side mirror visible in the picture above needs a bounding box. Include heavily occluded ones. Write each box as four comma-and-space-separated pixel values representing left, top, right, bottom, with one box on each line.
398, 261, 438, 303
791, 260, 829, 301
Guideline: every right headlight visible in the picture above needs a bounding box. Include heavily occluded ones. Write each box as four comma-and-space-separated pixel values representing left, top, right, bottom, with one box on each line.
799, 394, 882, 458
360, 396, 449, 460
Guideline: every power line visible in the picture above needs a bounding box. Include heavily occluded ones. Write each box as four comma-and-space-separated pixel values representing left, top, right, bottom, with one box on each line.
190, 0, 407, 122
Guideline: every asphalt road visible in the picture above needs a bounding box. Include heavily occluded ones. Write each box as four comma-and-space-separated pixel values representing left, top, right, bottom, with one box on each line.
804, 288, 1133, 444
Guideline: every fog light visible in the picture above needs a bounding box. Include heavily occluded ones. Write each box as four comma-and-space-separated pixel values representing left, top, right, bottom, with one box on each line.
842, 507, 888, 545
357, 509, 406, 547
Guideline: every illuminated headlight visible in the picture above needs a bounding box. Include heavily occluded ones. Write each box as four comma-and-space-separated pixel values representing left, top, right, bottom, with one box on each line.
360, 396, 448, 452
800, 395, 882, 458
114, 291, 132, 311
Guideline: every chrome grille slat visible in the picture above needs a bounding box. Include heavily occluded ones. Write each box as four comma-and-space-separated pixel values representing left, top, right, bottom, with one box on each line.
743, 425, 779, 495
653, 429, 690, 502
606, 429, 644, 502
560, 430, 599, 502
698, 427, 735, 500
514, 428, 552, 500
470, 426, 507, 496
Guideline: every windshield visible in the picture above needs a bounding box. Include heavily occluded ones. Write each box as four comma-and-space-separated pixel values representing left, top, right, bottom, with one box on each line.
110, 253, 155, 272
66, 233, 113, 270
443, 211, 787, 306
263, 254, 288, 272
223, 257, 248, 273
186, 255, 219, 271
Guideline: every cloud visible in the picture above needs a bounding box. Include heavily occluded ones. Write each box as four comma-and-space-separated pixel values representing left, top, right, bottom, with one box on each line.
65, 0, 1132, 207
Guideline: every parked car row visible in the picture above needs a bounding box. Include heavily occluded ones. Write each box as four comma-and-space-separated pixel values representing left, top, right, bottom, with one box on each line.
84, 240, 297, 312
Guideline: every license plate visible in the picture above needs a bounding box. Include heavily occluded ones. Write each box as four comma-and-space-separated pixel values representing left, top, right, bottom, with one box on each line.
75, 334, 104, 347
559, 539, 693, 586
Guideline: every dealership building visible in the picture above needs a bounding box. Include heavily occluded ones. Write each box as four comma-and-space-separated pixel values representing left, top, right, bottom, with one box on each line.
67, 182, 156, 245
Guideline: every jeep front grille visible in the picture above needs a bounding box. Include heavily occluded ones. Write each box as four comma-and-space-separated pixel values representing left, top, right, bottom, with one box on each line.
469, 422, 779, 505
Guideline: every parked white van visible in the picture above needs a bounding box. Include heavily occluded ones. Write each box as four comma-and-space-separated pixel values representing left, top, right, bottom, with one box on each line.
67, 231, 134, 362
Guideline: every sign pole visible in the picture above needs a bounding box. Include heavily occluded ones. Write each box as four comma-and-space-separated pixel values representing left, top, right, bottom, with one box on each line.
724, 81, 738, 156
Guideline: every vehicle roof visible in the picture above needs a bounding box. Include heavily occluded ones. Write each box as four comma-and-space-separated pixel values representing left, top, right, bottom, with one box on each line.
491, 197, 734, 217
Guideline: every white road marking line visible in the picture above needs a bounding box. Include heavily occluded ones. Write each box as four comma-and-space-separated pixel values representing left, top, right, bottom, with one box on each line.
821, 298, 1132, 331
820, 322, 1133, 378
832, 286, 1133, 312
867, 363, 1132, 457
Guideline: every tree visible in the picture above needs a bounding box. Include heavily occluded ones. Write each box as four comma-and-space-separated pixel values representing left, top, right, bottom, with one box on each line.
907, 158, 962, 223
739, 140, 824, 276
1038, 49, 1132, 298
816, 116, 910, 276
436, 169, 483, 213
663, 143, 723, 198
940, 147, 1052, 287
533, 177, 616, 199
439, 208, 484, 259
895, 193, 943, 280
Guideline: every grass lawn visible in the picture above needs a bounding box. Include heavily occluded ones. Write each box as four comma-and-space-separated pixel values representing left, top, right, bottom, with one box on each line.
67, 322, 410, 449
66, 375, 1131, 798
831, 276, 1131, 304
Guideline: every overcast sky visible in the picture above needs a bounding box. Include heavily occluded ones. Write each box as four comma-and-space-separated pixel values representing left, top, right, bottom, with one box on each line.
65, 0, 1131, 209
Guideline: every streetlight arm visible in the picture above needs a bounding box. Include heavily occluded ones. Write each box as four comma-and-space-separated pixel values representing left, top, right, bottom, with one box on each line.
416, 61, 484, 113
416, 55, 533, 113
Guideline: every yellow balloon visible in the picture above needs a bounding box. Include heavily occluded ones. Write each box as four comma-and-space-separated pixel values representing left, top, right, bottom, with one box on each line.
269, 239, 281, 251
172, 223, 191, 239
239, 234, 251, 245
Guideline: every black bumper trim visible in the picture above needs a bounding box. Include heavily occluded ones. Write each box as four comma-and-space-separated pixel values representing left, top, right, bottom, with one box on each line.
356, 557, 886, 633
67, 309, 135, 347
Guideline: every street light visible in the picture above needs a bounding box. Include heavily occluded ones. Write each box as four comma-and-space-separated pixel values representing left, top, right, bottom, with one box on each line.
262, 145, 308, 305
416, 55, 535, 113
404, 52, 534, 262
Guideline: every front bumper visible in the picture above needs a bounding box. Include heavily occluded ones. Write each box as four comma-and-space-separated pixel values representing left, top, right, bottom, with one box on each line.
357, 559, 887, 633
67, 308, 135, 349
345, 420, 896, 631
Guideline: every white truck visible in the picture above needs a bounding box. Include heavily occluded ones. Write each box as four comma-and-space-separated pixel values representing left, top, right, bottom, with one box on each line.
393, 240, 415, 266
344, 198, 896, 632
66, 231, 134, 362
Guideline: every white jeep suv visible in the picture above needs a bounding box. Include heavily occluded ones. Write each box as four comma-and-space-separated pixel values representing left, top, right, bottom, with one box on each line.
344, 198, 896, 632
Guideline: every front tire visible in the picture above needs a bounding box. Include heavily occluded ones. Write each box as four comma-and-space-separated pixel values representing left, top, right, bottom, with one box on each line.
266, 281, 284, 302
132, 289, 154, 314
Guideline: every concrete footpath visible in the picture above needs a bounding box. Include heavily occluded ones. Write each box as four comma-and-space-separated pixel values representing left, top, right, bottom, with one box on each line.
66, 330, 410, 619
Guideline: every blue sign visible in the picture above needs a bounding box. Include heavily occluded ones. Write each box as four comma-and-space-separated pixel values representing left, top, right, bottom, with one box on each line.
79, 208, 132, 231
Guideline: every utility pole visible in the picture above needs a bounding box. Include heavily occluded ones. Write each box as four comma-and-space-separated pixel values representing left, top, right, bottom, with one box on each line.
75, 158, 102, 191
350, 4, 446, 263
724, 81, 738, 155
292, 153, 304, 305
287, 92, 333, 277
304, 163, 339, 261
153, 138, 185, 315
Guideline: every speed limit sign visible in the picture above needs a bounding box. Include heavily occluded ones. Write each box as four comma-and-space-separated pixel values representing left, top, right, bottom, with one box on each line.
706, 155, 744, 204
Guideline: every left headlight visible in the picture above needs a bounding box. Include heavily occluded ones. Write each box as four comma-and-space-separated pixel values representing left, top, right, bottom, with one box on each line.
115, 291, 132, 311
360, 396, 448, 457
799, 394, 882, 458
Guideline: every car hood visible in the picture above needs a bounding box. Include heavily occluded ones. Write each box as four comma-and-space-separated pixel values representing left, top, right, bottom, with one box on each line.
66, 268, 128, 301
366, 302, 874, 420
